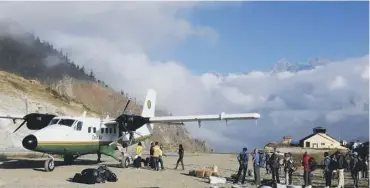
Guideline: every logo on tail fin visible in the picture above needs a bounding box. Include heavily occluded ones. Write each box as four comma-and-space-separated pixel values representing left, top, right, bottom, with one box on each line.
147, 100, 151, 109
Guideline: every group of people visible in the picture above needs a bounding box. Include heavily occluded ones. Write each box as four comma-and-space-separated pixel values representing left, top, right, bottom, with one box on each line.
322, 151, 369, 188
234, 148, 296, 186
233, 147, 369, 188
134, 142, 185, 171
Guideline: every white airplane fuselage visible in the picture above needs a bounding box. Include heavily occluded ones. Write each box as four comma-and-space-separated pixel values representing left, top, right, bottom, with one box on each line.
23, 116, 151, 159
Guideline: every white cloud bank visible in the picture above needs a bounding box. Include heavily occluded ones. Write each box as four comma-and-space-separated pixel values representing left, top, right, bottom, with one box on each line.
0, 2, 368, 152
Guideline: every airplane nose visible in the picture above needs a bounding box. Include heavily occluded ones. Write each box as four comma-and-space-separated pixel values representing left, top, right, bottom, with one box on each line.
22, 134, 38, 150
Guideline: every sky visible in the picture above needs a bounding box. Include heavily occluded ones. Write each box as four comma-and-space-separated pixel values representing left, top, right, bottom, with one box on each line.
152, 1, 369, 74
0, 1, 368, 152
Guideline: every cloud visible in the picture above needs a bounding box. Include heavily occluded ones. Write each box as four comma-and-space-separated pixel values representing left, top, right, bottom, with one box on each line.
329, 76, 347, 90
0, 2, 368, 152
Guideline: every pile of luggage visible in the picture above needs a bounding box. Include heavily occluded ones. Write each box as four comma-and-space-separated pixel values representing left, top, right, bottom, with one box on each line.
71, 165, 118, 184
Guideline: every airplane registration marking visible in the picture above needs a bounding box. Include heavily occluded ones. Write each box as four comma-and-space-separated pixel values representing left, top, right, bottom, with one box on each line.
92, 135, 102, 140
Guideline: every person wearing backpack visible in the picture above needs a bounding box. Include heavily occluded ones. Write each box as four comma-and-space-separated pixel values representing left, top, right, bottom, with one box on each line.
283, 153, 295, 185
350, 152, 361, 188
302, 152, 312, 188
269, 150, 280, 183
233, 147, 249, 185
252, 149, 261, 186
323, 152, 333, 188
336, 151, 346, 188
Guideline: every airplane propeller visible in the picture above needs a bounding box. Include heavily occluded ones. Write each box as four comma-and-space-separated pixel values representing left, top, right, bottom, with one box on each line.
13, 120, 27, 133
122, 98, 131, 114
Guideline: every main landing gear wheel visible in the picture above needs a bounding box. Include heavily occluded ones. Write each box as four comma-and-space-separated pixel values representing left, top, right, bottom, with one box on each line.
44, 157, 55, 172
120, 156, 130, 168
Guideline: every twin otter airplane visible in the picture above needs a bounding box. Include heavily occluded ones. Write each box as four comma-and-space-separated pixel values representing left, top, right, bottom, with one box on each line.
0, 89, 260, 172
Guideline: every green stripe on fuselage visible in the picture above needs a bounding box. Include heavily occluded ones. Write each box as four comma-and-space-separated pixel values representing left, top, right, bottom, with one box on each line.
36, 141, 111, 155
34, 134, 152, 156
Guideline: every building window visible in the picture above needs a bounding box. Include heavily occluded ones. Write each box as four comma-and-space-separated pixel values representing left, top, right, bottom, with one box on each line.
305, 142, 311, 148
88, 127, 91, 133
101, 128, 104, 134
114, 127, 116, 134
106, 128, 108, 133
110, 128, 112, 134
93, 127, 96, 133
321, 143, 325, 146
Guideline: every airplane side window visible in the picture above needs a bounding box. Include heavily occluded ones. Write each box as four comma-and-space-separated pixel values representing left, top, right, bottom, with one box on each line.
101, 128, 104, 134
88, 127, 91, 133
76, 121, 83, 131
113, 127, 116, 134
110, 128, 112, 134
93, 127, 96, 133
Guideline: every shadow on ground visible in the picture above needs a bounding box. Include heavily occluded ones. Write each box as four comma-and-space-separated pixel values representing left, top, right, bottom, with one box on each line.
0, 159, 98, 171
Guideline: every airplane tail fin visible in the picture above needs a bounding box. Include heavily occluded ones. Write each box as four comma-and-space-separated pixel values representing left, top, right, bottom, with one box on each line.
141, 89, 156, 134
141, 89, 156, 118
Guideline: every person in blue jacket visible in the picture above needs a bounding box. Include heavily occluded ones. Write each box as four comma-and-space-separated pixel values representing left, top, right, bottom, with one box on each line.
233, 147, 249, 184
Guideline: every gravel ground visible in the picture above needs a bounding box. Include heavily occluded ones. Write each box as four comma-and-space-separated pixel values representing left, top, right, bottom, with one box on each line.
0, 153, 368, 188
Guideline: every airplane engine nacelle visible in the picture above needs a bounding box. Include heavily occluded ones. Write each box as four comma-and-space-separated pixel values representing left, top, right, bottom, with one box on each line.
116, 114, 150, 132
24, 113, 57, 130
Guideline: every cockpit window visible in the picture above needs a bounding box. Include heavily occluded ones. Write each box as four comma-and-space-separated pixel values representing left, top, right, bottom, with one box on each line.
48, 118, 60, 125
58, 119, 76, 127
76, 121, 83, 131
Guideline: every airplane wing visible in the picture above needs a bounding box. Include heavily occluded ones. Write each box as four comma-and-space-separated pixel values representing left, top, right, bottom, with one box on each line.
0, 114, 25, 120
148, 112, 260, 125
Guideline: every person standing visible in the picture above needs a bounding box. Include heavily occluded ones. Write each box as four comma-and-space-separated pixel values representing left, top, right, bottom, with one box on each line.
265, 152, 271, 174
175, 144, 184, 170
233, 147, 249, 185
158, 145, 165, 170
135, 142, 143, 169
362, 154, 369, 178
350, 152, 360, 188
269, 150, 280, 183
283, 153, 295, 185
336, 151, 346, 188
302, 152, 312, 188
149, 142, 155, 169
323, 152, 333, 188
152, 142, 161, 171
252, 149, 261, 186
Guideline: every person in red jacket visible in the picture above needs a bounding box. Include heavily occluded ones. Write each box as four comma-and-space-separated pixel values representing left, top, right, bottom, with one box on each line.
302, 152, 312, 188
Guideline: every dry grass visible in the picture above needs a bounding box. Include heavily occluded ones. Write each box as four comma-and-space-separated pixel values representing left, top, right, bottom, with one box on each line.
0, 71, 100, 117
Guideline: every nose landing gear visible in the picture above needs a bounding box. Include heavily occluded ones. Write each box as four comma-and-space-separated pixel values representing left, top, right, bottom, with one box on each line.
44, 155, 55, 172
